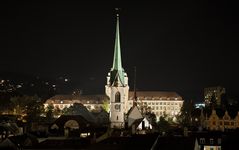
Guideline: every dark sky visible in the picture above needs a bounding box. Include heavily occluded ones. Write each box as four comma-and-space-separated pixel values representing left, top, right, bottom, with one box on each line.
1, 0, 239, 102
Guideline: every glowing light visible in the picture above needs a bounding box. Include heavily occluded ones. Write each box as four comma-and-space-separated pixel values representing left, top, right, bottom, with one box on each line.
16, 85, 22, 88
1, 80, 4, 84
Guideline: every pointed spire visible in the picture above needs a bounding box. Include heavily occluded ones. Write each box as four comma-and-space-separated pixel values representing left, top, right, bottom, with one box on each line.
112, 9, 122, 71
110, 8, 125, 86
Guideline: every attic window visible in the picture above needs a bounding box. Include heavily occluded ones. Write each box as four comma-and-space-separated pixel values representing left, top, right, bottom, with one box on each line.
200, 138, 205, 144
210, 138, 214, 145
218, 138, 221, 144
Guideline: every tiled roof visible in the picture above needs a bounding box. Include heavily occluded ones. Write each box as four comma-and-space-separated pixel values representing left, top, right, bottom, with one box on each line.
45, 94, 109, 104
129, 91, 183, 100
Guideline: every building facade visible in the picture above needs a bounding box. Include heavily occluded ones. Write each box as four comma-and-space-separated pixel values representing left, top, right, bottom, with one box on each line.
44, 92, 183, 122
128, 91, 183, 121
44, 95, 109, 112
202, 109, 239, 131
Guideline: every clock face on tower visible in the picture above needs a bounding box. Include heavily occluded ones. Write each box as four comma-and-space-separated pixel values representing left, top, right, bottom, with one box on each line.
114, 104, 121, 110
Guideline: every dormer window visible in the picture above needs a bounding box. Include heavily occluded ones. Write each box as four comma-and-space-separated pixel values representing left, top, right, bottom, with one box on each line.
210, 138, 214, 145
200, 138, 205, 144
218, 138, 221, 144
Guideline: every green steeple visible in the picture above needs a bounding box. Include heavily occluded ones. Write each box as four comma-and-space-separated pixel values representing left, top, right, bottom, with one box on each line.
112, 14, 122, 70
110, 13, 125, 86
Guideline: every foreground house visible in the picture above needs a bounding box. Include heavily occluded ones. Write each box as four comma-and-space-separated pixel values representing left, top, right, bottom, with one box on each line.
201, 109, 239, 131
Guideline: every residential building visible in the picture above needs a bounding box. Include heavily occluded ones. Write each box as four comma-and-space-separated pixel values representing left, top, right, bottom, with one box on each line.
203, 109, 239, 131
204, 86, 225, 106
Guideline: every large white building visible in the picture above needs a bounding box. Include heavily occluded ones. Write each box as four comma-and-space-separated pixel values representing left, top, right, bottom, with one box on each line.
128, 91, 183, 121
44, 92, 183, 122
44, 94, 109, 112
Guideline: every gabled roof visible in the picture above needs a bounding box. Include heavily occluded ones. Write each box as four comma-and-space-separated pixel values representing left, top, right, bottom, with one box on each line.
127, 106, 143, 127
53, 115, 96, 129
0, 133, 38, 149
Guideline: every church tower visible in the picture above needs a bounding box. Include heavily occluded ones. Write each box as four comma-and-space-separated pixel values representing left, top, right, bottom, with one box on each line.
105, 12, 129, 129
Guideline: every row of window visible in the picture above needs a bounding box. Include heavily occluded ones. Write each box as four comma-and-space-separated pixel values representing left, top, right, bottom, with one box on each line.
212, 121, 238, 126
131, 98, 180, 100
129, 101, 182, 106
199, 138, 221, 145
150, 106, 179, 111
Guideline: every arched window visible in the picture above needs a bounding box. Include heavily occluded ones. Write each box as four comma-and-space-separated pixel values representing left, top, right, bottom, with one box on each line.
115, 92, 121, 103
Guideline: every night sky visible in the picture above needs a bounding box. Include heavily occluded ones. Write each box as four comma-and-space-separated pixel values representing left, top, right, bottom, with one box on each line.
1, 1, 239, 102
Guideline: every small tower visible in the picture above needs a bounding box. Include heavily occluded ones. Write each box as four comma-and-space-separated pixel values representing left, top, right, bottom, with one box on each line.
105, 10, 129, 129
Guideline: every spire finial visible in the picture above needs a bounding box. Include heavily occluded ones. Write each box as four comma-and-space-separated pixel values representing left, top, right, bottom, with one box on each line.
133, 66, 137, 107
115, 8, 121, 17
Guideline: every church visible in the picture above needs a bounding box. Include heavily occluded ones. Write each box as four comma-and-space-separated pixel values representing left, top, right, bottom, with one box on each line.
44, 12, 184, 129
